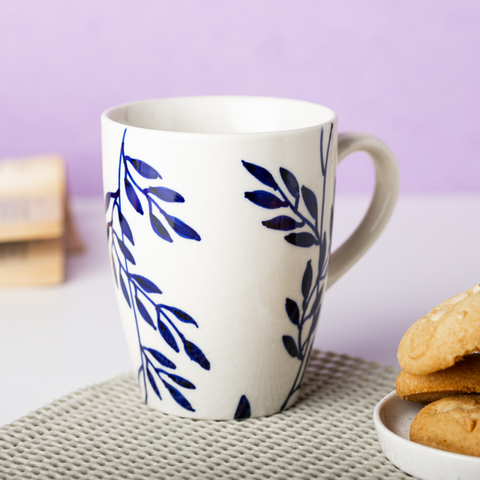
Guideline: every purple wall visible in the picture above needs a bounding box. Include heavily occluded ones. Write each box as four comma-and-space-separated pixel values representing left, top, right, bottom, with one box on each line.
1, 1, 479, 195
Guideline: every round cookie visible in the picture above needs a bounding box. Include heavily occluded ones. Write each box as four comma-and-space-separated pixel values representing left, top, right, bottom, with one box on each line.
396, 354, 480, 403
410, 395, 480, 457
398, 284, 480, 375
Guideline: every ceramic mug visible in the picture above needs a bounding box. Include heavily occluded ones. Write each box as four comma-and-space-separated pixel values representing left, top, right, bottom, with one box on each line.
102, 96, 399, 420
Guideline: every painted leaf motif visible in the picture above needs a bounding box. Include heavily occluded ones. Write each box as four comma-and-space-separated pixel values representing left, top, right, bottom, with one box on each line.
158, 318, 179, 352
165, 214, 201, 241
137, 364, 143, 381
242, 160, 278, 190
282, 335, 299, 358
150, 213, 173, 242
280, 168, 299, 199
117, 238, 136, 265
147, 368, 161, 398
164, 382, 195, 411
119, 211, 134, 245
284, 232, 317, 247
131, 274, 162, 294
183, 340, 210, 370
146, 348, 176, 369
302, 260, 313, 301
135, 296, 155, 329
125, 178, 143, 214
234, 395, 251, 420
148, 186, 185, 203
119, 273, 131, 308
262, 216, 302, 231
162, 306, 198, 326
301, 186, 318, 220
167, 374, 195, 389
245, 191, 288, 209
285, 298, 299, 325
126, 156, 161, 179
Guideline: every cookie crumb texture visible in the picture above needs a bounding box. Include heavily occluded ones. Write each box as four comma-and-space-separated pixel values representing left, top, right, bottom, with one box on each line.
396, 354, 480, 403
410, 395, 480, 457
398, 284, 480, 375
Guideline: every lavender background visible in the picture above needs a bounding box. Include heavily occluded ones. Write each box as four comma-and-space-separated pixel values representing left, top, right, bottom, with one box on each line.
1, 0, 479, 195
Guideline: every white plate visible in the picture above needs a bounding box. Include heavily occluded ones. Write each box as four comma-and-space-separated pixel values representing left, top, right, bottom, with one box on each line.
373, 391, 480, 480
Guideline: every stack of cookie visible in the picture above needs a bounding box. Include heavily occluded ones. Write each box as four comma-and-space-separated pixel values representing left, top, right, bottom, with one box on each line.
396, 284, 480, 456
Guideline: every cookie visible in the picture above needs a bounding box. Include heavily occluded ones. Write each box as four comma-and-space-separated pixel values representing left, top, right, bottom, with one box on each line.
410, 395, 480, 456
396, 354, 480, 403
398, 284, 480, 375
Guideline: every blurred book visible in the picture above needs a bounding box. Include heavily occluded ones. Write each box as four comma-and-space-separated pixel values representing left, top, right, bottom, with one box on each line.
0, 155, 83, 287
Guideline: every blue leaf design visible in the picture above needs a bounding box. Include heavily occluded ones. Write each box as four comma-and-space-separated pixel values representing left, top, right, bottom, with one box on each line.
280, 168, 299, 199
164, 382, 195, 411
285, 298, 299, 325
158, 318, 179, 352
125, 178, 143, 214
137, 364, 143, 381
150, 213, 173, 242
119, 273, 131, 308
148, 187, 185, 203
117, 238, 136, 265
245, 191, 288, 209
161, 306, 198, 326
146, 348, 176, 369
301, 186, 318, 220
126, 156, 161, 179
119, 211, 134, 245
301, 260, 313, 301
167, 374, 195, 389
131, 274, 162, 294
147, 368, 161, 399
282, 335, 299, 358
284, 232, 317, 248
234, 395, 251, 420
262, 216, 303, 231
165, 214, 201, 241
135, 296, 155, 329
183, 340, 210, 370
242, 160, 278, 190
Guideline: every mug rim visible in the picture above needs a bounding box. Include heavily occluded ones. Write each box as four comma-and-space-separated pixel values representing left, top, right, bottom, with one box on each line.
102, 95, 337, 137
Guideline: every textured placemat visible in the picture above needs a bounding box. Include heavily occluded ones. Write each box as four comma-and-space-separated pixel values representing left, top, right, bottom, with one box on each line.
0, 350, 411, 480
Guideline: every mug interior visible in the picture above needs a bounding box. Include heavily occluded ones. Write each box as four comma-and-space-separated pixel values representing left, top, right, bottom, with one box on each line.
104, 96, 336, 134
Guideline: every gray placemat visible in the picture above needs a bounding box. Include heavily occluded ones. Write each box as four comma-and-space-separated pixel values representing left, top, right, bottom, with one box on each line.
0, 350, 411, 479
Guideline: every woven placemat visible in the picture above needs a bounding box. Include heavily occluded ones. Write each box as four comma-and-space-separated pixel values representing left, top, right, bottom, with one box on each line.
0, 350, 411, 480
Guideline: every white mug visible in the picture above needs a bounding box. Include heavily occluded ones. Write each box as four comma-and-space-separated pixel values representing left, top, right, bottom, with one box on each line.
102, 96, 399, 419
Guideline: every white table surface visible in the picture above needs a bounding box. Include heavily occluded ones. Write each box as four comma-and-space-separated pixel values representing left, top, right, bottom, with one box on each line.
1, 194, 479, 428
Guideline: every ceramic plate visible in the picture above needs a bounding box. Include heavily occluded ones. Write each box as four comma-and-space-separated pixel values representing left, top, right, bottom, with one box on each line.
374, 391, 480, 480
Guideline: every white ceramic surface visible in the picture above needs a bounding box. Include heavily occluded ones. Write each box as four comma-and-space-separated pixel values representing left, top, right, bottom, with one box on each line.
374, 391, 480, 480
102, 96, 399, 419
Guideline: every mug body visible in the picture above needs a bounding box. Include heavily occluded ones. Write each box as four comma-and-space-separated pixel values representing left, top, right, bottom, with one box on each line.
102, 96, 337, 419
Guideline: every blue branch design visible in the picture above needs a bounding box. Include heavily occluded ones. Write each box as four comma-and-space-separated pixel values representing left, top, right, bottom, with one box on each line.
242, 123, 334, 411
105, 129, 209, 413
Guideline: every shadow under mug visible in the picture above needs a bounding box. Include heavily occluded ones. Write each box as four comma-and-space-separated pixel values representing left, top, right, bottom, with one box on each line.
101, 96, 399, 420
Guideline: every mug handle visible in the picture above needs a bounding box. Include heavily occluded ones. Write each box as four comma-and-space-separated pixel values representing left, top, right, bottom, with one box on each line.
326, 132, 400, 289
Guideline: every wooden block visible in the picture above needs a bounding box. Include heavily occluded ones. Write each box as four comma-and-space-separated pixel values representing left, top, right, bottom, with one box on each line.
0, 155, 66, 243
0, 238, 65, 287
